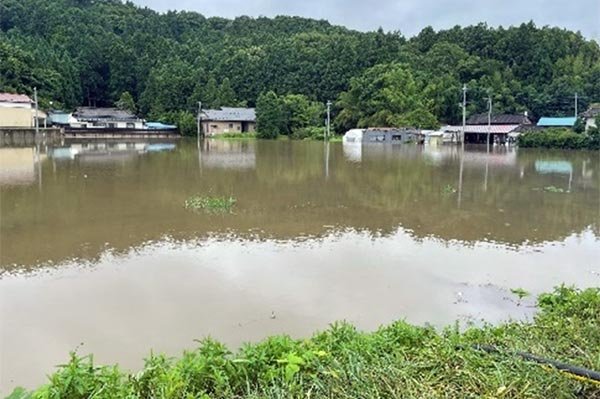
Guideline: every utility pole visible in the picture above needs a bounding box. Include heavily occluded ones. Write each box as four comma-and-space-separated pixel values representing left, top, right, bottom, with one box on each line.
326, 100, 332, 141
197, 101, 202, 140
486, 94, 492, 149
34, 87, 39, 136
574, 92, 578, 117
461, 84, 467, 148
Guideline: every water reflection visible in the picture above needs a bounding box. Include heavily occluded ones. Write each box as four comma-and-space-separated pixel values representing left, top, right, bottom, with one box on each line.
1, 140, 598, 268
1, 139, 599, 394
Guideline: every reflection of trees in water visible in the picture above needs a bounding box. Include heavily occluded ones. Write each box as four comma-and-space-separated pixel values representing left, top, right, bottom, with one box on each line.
1, 142, 598, 269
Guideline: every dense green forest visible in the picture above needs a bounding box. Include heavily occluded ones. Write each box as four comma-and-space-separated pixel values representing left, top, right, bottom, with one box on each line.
1, 0, 599, 133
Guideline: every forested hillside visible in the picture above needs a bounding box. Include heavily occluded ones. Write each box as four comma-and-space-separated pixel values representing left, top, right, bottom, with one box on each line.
1, 0, 599, 132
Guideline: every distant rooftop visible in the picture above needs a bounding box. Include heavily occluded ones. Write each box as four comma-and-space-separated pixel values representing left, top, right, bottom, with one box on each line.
445, 124, 520, 134
0, 93, 33, 103
201, 107, 256, 122
581, 103, 600, 118
537, 117, 577, 127
467, 114, 532, 125
73, 107, 140, 121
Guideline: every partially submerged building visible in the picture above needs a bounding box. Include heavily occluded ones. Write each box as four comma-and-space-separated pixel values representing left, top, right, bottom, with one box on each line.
343, 127, 422, 144
70, 107, 145, 129
444, 114, 533, 144
200, 107, 256, 136
0, 93, 46, 128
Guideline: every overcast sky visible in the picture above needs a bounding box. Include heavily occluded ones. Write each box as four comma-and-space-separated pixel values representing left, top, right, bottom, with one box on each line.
132, 0, 599, 41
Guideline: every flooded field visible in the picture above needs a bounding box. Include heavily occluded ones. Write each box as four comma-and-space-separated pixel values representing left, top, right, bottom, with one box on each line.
1, 139, 599, 394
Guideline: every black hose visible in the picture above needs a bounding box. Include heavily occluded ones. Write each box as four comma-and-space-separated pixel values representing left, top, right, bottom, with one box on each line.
469, 344, 600, 384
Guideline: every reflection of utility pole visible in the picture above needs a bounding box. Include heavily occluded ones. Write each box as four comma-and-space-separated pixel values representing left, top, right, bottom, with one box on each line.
326, 100, 332, 141
197, 101, 202, 141
461, 84, 467, 148
458, 149, 464, 209
574, 92, 578, 117
486, 94, 492, 149
324, 140, 330, 179
34, 87, 39, 137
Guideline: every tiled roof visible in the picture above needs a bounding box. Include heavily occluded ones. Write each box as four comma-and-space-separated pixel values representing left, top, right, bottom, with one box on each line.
73, 107, 140, 121
201, 107, 256, 122
467, 114, 532, 125
445, 125, 520, 134
0, 93, 33, 103
537, 117, 577, 127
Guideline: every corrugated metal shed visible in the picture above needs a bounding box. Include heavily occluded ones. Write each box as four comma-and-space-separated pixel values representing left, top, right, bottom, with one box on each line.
146, 122, 177, 130
48, 112, 72, 125
201, 107, 256, 122
537, 117, 576, 127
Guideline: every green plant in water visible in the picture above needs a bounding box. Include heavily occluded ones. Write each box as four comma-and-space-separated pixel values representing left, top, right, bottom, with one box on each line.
184, 195, 236, 214
511, 287, 531, 306
442, 184, 457, 195
543, 186, 567, 193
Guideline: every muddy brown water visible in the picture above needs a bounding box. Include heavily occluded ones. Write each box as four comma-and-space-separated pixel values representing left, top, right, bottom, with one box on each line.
1, 139, 599, 394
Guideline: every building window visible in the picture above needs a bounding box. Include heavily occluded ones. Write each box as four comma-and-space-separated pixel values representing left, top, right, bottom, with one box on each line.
108, 123, 116, 129
229, 123, 234, 129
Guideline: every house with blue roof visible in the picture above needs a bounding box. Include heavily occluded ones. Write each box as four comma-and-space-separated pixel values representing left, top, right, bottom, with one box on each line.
536, 117, 577, 128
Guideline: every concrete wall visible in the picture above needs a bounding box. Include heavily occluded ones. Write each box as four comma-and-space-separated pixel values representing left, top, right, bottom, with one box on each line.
586, 117, 597, 131
203, 121, 256, 135
0, 108, 33, 127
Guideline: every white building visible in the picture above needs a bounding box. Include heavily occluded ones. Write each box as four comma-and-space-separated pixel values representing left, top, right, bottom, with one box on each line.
581, 104, 599, 131
70, 107, 144, 129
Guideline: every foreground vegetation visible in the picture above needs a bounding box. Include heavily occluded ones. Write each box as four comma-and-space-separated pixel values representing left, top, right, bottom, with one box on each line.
2, 0, 599, 136
8, 286, 600, 398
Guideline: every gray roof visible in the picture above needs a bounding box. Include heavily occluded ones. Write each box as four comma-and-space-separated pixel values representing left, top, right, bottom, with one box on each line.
73, 107, 140, 121
467, 114, 532, 125
201, 107, 256, 122
581, 104, 600, 118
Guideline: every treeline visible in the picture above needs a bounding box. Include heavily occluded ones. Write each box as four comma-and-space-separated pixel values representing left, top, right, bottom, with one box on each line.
1, 0, 599, 134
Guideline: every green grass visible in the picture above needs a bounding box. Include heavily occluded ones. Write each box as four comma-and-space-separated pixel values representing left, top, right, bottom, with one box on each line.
211, 132, 257, 139
8, 286, 600, 398
184, 195, 236, 214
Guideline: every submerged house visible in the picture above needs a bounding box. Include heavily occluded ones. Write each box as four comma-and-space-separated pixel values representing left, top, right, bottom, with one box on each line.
343, 127, 422, 144
444, 113, 533, 144
200, 107, 256, 136
70, 107, 144, 129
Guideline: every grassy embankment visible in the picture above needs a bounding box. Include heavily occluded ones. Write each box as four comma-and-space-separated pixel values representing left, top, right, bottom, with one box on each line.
7, 286, 600, 398
518, 128, 600, 150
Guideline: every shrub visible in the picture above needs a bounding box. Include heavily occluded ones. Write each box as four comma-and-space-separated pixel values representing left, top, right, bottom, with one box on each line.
518, 128, 599, 150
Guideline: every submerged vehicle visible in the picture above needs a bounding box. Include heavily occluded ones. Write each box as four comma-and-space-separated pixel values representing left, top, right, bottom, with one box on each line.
343, 127, 423, 144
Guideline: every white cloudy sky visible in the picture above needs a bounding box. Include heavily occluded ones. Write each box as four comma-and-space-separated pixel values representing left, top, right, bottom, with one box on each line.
132, 0, 599, 41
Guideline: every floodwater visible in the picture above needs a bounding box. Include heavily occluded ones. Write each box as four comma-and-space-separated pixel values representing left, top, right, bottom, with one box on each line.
0, 138, 599, 394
